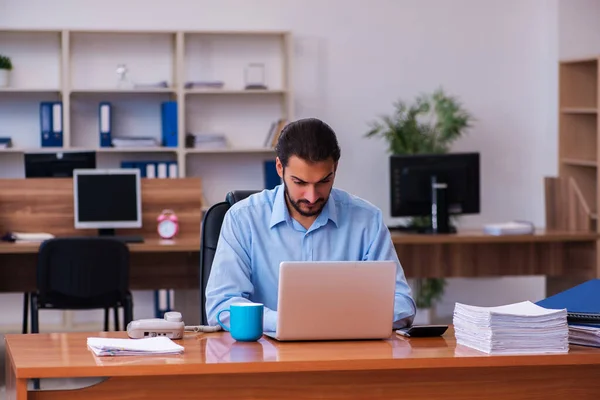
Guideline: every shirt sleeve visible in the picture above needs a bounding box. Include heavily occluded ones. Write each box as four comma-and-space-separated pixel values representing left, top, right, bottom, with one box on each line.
363, 209, 416, 329
204, 207, 278, 331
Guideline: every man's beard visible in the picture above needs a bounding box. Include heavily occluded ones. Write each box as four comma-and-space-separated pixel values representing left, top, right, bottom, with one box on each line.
284, 183, 328, 217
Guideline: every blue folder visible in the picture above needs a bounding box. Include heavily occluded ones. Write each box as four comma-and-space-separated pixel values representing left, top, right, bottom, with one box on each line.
161, 101, 178, 147
536, 279, 600, 323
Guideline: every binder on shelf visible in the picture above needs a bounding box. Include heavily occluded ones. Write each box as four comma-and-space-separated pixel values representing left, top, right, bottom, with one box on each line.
264, 160, 281, 189
51, 102, 63, 147
146, 163, 156, 179
536, 279, 600, 324
157, 162, 168, 178
168, 161, 178, 178
40, 102, 63, 147
161, 101, 178, 148
99, 102, 112, 148
120, 161, 146, 177
121, 161, 178, 179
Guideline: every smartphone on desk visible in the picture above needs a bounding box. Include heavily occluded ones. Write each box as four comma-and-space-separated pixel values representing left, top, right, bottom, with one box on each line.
396, 325, 448, 338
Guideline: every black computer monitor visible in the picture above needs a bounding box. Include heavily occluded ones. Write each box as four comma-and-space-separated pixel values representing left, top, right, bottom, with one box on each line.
73, 169, 143, 242
24, 151, 96, 178
390, 152, 480, 234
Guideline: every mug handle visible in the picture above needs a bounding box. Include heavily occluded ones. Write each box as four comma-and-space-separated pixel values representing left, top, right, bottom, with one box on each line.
216, 309, 231, 331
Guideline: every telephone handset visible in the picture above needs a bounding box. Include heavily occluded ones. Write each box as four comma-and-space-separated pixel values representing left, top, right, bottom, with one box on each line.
126, 311, 222, 339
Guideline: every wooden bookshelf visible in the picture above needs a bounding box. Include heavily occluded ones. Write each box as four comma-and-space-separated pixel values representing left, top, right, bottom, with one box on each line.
548, 56, 600, 234
0, 28, 292, 203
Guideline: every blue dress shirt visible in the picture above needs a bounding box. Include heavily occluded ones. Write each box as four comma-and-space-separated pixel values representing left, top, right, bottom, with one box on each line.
205, 184, 416, 332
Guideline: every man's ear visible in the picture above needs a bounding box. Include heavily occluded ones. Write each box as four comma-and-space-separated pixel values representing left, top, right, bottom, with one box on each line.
276, 157, 284, 179
333, 161, 338, 172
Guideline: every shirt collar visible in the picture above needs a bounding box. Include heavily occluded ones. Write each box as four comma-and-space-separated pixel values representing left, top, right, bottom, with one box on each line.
269, 185, 338, 229
314, 192, 338, 229
269, 185, 290, 228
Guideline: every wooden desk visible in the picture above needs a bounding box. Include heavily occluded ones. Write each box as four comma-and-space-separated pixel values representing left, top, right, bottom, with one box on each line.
392, 230, 600, 295
6, 328, 600, 400
0, 229, 596, 293
0, 177, 203, 292
0, 237, 200, 292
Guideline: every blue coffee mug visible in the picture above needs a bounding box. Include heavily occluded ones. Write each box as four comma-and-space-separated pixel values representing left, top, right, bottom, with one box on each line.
216, 302, 264, 342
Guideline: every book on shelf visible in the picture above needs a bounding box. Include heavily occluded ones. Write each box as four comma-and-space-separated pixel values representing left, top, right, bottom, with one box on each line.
133, 80, 169, 89
264, 119, 288, 148
112, 137, 160, 148
184, 81, 224, 89
186, 132, 228, 149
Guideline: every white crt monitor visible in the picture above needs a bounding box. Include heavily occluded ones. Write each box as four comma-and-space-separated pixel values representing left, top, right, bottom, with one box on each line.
73, 169, 142, 232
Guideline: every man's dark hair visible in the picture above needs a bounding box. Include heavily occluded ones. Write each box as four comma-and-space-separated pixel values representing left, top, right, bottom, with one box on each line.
275, 118, 341, 168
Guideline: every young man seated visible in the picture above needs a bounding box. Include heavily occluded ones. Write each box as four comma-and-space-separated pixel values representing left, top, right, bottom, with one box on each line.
205, 117, 416, 331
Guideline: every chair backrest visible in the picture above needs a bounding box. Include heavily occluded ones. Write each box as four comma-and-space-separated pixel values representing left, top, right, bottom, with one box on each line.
37, 237, 130, 307
226, 190, 261, 205
199, 190, 259, 325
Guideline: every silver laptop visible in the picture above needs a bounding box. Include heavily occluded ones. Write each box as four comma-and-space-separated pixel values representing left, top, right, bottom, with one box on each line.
263, 260, 397, 341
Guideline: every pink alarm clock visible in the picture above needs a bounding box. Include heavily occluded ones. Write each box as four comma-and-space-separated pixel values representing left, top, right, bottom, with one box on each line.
157, 209, 179, 240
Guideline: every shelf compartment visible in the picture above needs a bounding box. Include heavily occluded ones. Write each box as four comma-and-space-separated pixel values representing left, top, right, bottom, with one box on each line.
560, 113, 597, 164
184, 32, 286, 92
559, 59, 598, 109
186, 95, 283, 149
69, 92, 173, 149
96, 151, 177, 170
0, 93, 62, 149
70, 31, 176, 91
186, 153, 275, 206
0, 31, 62, 90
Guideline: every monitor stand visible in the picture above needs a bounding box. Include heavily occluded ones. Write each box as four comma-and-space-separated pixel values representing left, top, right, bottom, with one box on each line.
388, 176, 457, 235
428, 176, 456, 234
97, 228, 145, 243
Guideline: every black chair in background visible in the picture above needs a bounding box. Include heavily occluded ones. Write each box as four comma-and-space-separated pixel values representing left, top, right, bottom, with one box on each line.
26, 237, 134, 334
199, 190, 259, 325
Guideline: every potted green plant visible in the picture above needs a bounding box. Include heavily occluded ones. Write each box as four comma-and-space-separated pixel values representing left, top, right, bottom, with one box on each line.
0, 54, 12, 87
365, 87, 474, 321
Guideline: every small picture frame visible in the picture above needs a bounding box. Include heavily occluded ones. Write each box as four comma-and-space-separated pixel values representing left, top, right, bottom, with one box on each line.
244, 63, 267, 90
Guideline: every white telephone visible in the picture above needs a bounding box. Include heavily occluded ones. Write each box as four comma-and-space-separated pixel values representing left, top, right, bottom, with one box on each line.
126, 311, 222, 339
127, 311, 185, 339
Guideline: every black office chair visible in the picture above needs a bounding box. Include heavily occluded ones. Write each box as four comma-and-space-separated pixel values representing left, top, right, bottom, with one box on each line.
26, 237, 134, 334
199, 190, 259, 325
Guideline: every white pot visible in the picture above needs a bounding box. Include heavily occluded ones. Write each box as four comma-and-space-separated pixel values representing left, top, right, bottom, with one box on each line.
0, 70, 9, 87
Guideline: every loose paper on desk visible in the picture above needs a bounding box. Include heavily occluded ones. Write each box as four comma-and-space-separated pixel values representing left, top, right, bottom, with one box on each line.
569, 324, 600, 348
87, 337, 184, 357
453, 300, 569, 355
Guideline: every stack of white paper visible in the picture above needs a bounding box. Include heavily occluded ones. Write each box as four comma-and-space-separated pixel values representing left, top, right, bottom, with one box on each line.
87, 337, 184, 357
453, 301, 569, 355
569, 324, 600, 347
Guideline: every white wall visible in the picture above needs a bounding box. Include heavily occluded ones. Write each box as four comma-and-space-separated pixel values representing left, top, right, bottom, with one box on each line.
0, 0, 567, 326
559, 0, 600, 59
